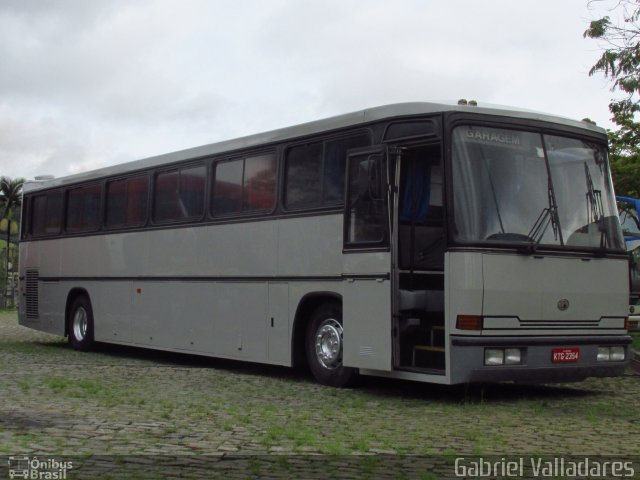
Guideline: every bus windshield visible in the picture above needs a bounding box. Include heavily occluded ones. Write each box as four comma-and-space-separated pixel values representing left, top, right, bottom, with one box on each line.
452, 126, 625, 252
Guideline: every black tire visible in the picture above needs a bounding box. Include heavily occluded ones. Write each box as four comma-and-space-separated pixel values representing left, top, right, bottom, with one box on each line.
68, 295, 95, 351
305, 301, 356, 387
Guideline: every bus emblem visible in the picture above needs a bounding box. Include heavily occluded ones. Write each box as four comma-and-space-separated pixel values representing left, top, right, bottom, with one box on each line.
557, 299, 570, 311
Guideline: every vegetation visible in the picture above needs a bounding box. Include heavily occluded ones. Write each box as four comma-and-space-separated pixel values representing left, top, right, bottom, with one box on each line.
631, 329, 640, 351
0, 176, 24, 306
585, 0, 640, 197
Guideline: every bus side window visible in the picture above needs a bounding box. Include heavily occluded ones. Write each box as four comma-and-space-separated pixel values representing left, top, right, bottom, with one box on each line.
106, 175, 149, 228
154, 165, 205, 222
284, 133, 371, 210
323, 134, 371, 203
178, 165, 206, 217
31, 191, 62, 236
126, 176, 149, 225
154, 170, 181, 221
106, 179, 127, 226
66, 184, 102, 232
243, 153, 276, 211
212, 152, 276, 216
213, 159, 243, 215
284, 142, 323, 208
345, 151, 387, 245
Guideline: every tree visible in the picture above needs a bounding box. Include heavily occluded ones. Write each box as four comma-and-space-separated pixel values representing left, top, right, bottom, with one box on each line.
0, 177, 25, 289
584, 0, 640, 197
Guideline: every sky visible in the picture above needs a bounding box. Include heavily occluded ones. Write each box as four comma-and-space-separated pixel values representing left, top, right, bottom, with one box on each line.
0, 0, 626, 181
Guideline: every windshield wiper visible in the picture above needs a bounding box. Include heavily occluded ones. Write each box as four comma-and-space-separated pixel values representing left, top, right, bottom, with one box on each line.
521, 178, 563, 253
479, 153, 505, 234
522, 208, 554, 253
584, 162, 608, 249
584, 162, 604, 223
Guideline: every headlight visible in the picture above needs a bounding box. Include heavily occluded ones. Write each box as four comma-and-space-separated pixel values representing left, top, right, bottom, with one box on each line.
484, 348, 523, 366
484, 349, 504, 366
597, 347, 611, 362
505, 348, 522, 365
597, 346, 626, 362
610, 346, 626, 361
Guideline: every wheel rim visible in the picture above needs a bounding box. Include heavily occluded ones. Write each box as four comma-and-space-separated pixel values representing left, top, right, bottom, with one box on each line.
314, 318, 343, 370
72, 307, 88, 341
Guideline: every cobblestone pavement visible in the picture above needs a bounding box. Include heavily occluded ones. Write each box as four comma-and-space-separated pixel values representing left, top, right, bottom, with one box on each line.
0, 311, 639, 478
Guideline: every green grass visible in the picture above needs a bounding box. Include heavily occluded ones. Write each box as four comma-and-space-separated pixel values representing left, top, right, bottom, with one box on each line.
0, 340, 65, 351
630, 330, 640, 351
40, 375, 148, 409
43, 377, 103, 397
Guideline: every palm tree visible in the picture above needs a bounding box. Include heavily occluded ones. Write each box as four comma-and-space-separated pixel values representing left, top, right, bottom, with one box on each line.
0, 177, 25, 291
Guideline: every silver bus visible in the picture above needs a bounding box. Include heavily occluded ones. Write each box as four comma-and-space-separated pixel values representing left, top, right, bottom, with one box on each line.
18, 102, 632, 386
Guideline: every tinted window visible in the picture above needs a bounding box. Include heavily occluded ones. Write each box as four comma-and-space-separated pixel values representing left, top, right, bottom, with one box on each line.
106, 179, 127, 226
106, 175, 149, 227
179, 166, 206, 217
213, 159, 243, 215
127, 176, 150, 225
346, 151, 387, 245
212, 152, 276, 216
324, 135, 370, 203
154, 165, 205, 222
154, 170, 179, 221
284, 142, 323, 207
384, 121, 436, 141
32, 191, 62, 236
66, 184, 101, 232
244, 154, 276, 211
284, 132, 370, 209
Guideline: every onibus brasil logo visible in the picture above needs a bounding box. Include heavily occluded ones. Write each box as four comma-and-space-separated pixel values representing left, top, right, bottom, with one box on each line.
8, 456, 73, 479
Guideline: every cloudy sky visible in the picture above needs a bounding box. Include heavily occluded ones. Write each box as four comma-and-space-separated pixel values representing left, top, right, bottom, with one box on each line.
0, 0, 624, 181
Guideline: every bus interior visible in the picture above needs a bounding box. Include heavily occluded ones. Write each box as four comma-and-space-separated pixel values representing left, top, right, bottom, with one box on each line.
394, 143, 446, 373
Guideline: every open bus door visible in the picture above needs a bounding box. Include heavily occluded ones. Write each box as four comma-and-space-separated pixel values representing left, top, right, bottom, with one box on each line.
342, 146, 392, 372
390, 142, 446, 373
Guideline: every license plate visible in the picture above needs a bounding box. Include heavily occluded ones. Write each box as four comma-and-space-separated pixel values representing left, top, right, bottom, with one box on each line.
552, 347, 580, 363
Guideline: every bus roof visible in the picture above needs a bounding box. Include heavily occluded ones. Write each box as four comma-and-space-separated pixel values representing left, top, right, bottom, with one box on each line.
23, 101, 606, 193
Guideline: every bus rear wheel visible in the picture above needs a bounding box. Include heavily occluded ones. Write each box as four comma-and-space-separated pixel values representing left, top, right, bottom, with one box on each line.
68, 295, 95, 351
305, 302, 356, 387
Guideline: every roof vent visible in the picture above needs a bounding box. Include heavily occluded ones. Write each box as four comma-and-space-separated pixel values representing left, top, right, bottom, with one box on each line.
457, 99, 468, 106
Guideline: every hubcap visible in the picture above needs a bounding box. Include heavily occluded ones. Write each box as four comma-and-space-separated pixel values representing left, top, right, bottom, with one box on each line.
73, 307, 88, 341
314, 318, 343, 370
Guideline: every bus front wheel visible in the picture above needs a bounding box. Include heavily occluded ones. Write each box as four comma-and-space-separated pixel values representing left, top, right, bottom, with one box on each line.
68, 295, 95, 351
305, 302, 356, 387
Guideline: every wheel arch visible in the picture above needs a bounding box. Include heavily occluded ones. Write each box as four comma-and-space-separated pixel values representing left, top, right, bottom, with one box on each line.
64, 287, 92, 337
291, 291, 342, 369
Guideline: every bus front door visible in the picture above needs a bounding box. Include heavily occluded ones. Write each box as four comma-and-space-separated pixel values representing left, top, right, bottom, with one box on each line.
393, 143, 446, 373
342, 147, 392, 372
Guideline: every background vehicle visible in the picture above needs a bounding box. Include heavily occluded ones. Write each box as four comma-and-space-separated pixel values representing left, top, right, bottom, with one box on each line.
617, 195, 640, 330
18, 102, 631, 386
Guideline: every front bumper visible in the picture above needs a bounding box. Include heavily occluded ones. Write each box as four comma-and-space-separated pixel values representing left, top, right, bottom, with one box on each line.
450, 335, 632, 384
